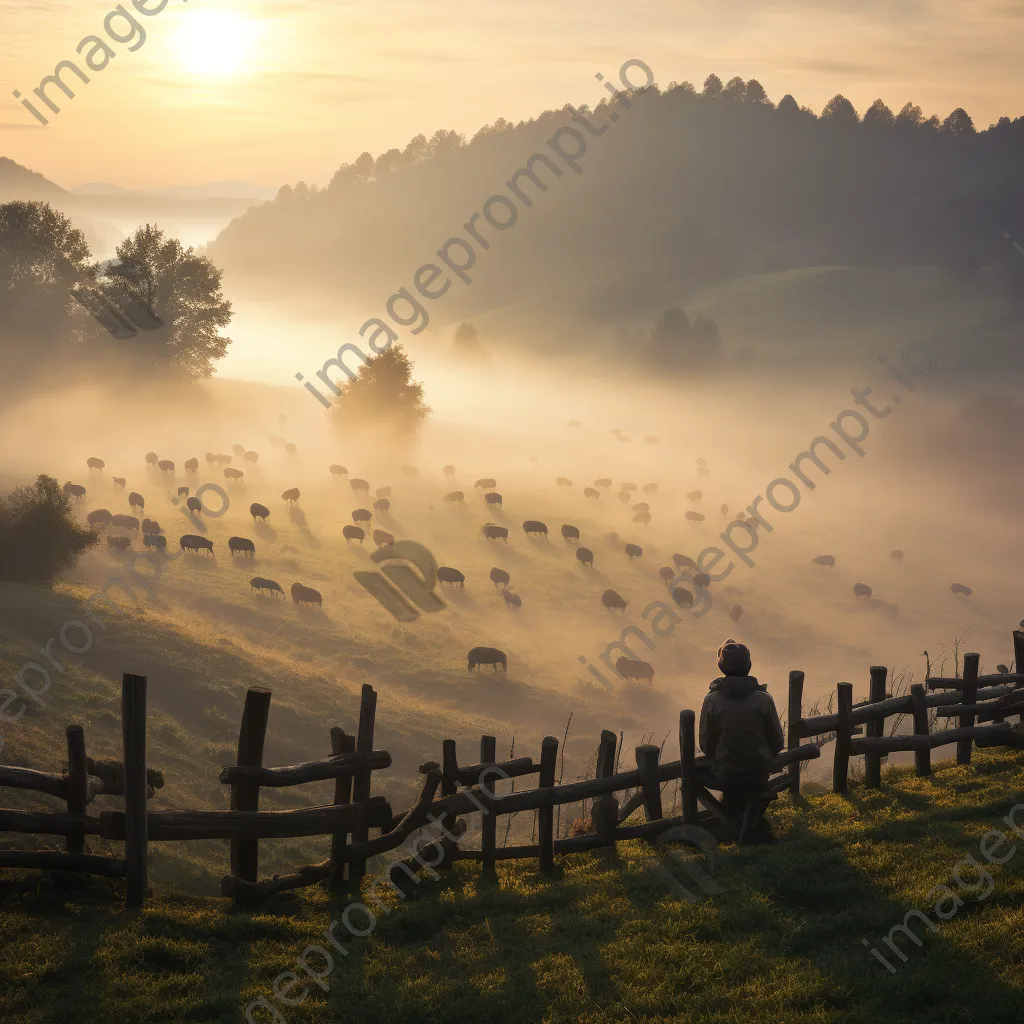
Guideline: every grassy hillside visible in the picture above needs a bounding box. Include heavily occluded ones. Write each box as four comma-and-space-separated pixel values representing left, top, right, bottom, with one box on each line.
1, 747, 1022, 1023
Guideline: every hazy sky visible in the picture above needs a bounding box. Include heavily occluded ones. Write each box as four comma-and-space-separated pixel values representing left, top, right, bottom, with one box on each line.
1, 0, 1022, 190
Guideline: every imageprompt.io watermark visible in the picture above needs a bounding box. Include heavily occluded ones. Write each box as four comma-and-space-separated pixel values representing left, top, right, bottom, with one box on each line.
354, 541, 446, 622
69, 257, 164, 339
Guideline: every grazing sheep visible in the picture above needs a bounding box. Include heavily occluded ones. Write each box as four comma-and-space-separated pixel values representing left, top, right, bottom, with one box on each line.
145, 452, 158, 466
329, 465, 349, 477
268, 434, 286, 446
375, 486, 392, 499
696, 458, 710, 478
997, 664, 1010, 674
229, 537, 256, 558
951, 583, 973, 597
373, 529, 395, 549
642, 483, 658, 495
281, 488, 300, 504
205, 453, 218, 465
107, 536, 131, 551
352, 509, 373, 523
632, 502, 649, 513
694, 572, 711, 588
143, 534, 167, 551
437, 567, 465, 589
673, 553, 698, 571
217, 453, 232, 466
128, 491, 144, 512
556, 477, 573, 487
584, 487, 601, 499
291, 582, 322, 607
224, 468, 244, 481
87, 457, 105, 471
594, 478, 612, 488
87, 509, 112, 528
180, 535, 214, 555
625, 543, 643, 560
890, 550, 904, 562
350, 478, 370, 493
284, 443, 297, 455
720, 504, 729, 517
561, 524, 580, 544
468, 646, 507, 672
659, 566, 675, 583
113, 477, 126, 490
503, 589, 523, 610
853, 583, 873, 599
644, 436, 659, 444
443, 465, 456, 477
489, 567, 510, 588
616, 657, 654, 684
729, 604, 744, 623
474, 478, 497, 490
443, 490, 465, 504
63, 482, 86, 502
632, 512, 651, 525
685, 511, 705, 524
812, 555, 836, 568
158, 460, 175, 475
111, 514, 139, 531
686, 490, 703, 503
481, 523, 508, 543
232, 444, 245, 457
141, 519, 161, 535
567, 420, 580, 427
343, 525, 365, 543
620, 483, 638, 493
485, 492, 503, 508
251, 577, 284, 597
576, 547, 594, 567
401, 465, 418, 477
177, 487, 190, 499
522, 520, 548, 537
250, 503, 270, 522
606, 532, 619, 544
610, 428, 621, 436
184, 458, 199, 474
244, 451, 259, 464
672, 586, 694, 608
186, 497, 202, 515
617, 490, 631, 503
602, 589, 627, 612
374, 498, 391, 514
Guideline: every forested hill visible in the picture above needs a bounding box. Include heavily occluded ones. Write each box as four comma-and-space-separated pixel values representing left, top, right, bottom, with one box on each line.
0, 157, 65, 203
205, 79, 1024, 322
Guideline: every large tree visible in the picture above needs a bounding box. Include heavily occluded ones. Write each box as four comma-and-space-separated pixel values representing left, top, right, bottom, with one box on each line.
100, 225, 233, 379
330, 344, 430, 438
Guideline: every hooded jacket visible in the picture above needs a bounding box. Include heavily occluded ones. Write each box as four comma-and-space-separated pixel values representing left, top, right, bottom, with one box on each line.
699, 675, 785, 777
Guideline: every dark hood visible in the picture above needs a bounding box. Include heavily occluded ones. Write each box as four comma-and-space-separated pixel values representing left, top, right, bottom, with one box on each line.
710, 675, 761, 698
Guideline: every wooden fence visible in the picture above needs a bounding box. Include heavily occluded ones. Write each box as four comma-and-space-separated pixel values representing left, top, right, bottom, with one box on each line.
2, 631, 1023, 907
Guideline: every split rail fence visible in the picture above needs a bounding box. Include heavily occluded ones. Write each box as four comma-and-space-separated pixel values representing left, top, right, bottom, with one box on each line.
2, 631, 1023, 907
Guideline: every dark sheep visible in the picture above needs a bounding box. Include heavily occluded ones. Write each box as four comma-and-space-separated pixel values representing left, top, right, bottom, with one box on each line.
438, 567, 465, 588
685, 511, 705, 524
229, 537, 256, 558
523, 520, 548, 537
694, 572, 711, 588
180, 535, 214, 555
373, 529, 395, 549
186, 497, 202, 515
584, 487, 600, 499
285, 443, 297, 455
329, 464, 349, 477
561, 524, 580, 544
672, 587, 694, 608
232, 444, 245, 457
343, 525, 365, 543
485, 492, 503, 508
812, 555, 836, 568
729, 604, 744, 623
145, 452, 158, 466
443, 491, 465, 504
482, 523, 509, 543
111, 514, 139, 530
620, 482, 637, 492
141, 518, 161, 535
673, 553, 698, 571
113, 477, 126, 490
602, 589, 627, 612
352, 509, 373, 523
686, 490, 703, 503
617, 491, 631, 503
490, 567, 510, 589
129, 491, 145, 512
216, 454, 232, 466
107, 536, 131, 551
376, 486, 392, 498
374, 498, 391, 514
616, 657, 654, 684
625, 543, 643, 560
721, 504, 730, 517
443, 465, 456, 477
251, 577, 284, 597
468, 646, 507, 672
642, 483, 658, 495
184, 458, 199, 473
158, 460, 175, 474
350, 478, 370, 492
659, 566, 675, 583
474, 478, 497, 489
556, 477, 573, 487
177, 487, 190, 499
143, 534, 167, 551
63, 482, 86, 502
594, 478, 612, 488
244, 451, 259, 463
205, 453, 218, 465
890, 549, 904, 562
224, 468, 244, 481
87, 509, 112, 528
632, 502, 649, 513
291, 582, 322, 607
250, 503, 270, 522
853, 583, 873, 599
576, 547, 594, 567
632, 512, 652, 525
503, 590, 522, 610
281, 488, 300, 504
951, 583, 973, 597
87, 457, 105, 471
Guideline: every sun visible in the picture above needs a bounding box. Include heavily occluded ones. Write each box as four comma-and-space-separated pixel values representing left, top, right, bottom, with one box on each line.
172, 9, 260, 78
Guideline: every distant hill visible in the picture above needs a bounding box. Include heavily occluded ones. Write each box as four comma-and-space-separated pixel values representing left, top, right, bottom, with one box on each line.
0, 157, 66, 203
71, 181, 279, 201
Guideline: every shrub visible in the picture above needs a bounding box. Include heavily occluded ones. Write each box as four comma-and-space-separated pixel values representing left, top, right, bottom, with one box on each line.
0, 474, 97, 585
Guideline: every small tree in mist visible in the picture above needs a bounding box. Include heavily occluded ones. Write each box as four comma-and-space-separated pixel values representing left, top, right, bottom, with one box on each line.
330, 344, 431, 438
453, 321, 487, 359
649, 305, 722, 369
0, 475, 97, 586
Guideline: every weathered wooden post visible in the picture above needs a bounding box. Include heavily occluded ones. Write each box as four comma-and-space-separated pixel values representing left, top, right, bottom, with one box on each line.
910, 683, 931, 776
122, 673, 148, 908
679, 710, 698, 824
787, 671, 804, 796
958, 653, 980, 765
480, 735, 497, 874
833, 682, 853, 794
864, 666, 888, 789
349, 684, 377, 882
230, 687, 272, 886
1014, 631, 1024, 723
636, 745, 663, 821
65, 725, 88, 855
328, 727, 355, 889
593, 729, 619, 837
537, 736, 558, 873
